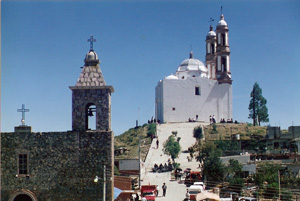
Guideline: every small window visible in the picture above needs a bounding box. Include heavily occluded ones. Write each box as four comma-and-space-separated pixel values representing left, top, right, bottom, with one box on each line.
181, 76, 185, 79
172, 107, 176, 111
211, 43, 215, 54
18, 154, 28, 175
221, 34, 226, 46
195, 87, 200, 95
221, 57, 227, 72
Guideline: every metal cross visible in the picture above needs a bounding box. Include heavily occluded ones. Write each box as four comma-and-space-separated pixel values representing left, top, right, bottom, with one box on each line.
209, 17, 214, 26
87, 34, 96, 51
17, 104, 30, 126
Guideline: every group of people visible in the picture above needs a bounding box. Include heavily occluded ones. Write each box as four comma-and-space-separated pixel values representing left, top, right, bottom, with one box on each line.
220, 118, 233, 123
147, 116, 160, 124
188, 115, 199, 122
152, 161, 174, 173
220, 118, 238, 124
209, 115, 216, 124
156, 183, 168, 197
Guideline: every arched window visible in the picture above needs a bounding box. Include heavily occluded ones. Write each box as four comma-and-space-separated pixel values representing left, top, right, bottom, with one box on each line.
211, 43, 215, 54
221, 34, 226, 46
85, 103, 96, 130
13, 194, 33, 201
9, 190, 38, 201
221, 57, 227, 72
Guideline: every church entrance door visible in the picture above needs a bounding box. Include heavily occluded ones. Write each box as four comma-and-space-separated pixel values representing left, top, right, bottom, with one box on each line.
13, 194, 33, 201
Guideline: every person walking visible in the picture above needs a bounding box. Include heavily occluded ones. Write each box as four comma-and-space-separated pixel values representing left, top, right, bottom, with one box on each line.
186, 189, 190, 201
135, 193, 139, 201
156, 138, 159, 149
162, 183, 167, 197
156, 184, 159, 197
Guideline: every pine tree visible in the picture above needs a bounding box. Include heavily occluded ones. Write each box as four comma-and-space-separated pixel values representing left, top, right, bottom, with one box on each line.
248, 82, 269, 126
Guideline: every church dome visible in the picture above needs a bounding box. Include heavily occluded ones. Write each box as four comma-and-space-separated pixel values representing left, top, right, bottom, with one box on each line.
177, 52, 207, 73
84, 50, 100, 66
217, 14, 227, 27
207, 30, 216, 37
85, 50, 98, 61
165, 74, 178, 80
207, 25, 216, 37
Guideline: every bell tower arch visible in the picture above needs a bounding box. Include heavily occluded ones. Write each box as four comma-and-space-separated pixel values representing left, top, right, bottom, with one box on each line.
216, 13, 232, 84
70, 35, 114, 131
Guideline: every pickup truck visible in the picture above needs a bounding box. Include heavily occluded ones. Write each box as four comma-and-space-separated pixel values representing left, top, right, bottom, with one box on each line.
184, 171, 202, 186
141, 185, 157, 201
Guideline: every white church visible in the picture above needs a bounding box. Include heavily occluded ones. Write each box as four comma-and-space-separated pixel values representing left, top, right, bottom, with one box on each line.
155, 13, 232, 124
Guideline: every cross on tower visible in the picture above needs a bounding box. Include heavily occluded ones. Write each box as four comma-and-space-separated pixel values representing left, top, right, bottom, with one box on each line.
87, 34, 96, 51
209, 17, 214, 26
17, 104, 30, 126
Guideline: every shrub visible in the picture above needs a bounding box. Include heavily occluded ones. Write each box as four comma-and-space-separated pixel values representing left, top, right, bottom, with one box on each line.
163, 135, 181, 162
147, 123, 156, 137
211, 124, 218, 134
193, 126, 203, 139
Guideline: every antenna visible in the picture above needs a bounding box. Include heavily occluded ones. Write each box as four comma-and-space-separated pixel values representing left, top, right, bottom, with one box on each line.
221, 6, 223, 15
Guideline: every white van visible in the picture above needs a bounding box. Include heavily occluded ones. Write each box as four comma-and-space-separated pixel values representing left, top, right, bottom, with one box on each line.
188, 185, 204, 201
193, 182, 206, 190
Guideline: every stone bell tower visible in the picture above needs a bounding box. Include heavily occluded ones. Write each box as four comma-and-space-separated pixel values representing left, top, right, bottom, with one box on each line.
70, 35, 114, 131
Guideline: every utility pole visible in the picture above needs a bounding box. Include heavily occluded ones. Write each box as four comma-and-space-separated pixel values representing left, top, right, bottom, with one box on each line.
139, 136, 141, 189
103, 165, 106, 201
278, 170, 280, 200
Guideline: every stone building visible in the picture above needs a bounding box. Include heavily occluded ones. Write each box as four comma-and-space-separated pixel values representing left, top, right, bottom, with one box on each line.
155, 13, 232, 123
266, 126, 300, 152
1, 36, 114, 201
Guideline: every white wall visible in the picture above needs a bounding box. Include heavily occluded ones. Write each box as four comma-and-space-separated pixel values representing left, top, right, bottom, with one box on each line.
155, 77, 232, 123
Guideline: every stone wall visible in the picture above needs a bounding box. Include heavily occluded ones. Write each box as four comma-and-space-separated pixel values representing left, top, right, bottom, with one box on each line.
70, 86, 113, 132
1, 130, 114, 201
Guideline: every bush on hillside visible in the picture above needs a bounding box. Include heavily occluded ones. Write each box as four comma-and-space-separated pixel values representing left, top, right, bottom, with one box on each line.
211, 124, 218, 134
193, 126, 203, 139
147, 123, 156, 137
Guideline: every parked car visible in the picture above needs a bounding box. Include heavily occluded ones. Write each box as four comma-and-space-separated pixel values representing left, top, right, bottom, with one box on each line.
187, 185, 204, 201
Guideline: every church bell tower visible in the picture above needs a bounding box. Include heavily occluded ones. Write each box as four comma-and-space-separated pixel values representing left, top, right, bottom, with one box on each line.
205, 24, 217, 79
215, 13, 232, 84
69, 35, 114, 131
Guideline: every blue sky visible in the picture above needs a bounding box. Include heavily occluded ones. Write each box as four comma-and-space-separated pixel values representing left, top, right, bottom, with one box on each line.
1, 0, 300, 135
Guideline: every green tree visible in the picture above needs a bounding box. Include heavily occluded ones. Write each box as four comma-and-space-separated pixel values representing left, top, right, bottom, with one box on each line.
163, 135, 181, 162
194, 141, 217, 164
248, 82, 269, 126
226, 159, 244, 193
147, 123, 156, 137
227, 159, 243, 175
202, 149, 225, 182
193, 141, 225, 182
193, 126, 203, 139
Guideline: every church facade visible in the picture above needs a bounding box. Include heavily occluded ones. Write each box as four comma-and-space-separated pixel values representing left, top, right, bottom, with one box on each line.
155, 14, 232, 123
1, 37, 114, 201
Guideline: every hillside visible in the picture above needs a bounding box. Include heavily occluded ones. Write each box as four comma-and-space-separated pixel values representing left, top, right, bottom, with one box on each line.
114, 124, 155, 161
114, 122, 270, 161
203, 123, 267, 140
